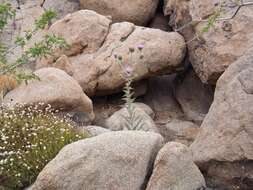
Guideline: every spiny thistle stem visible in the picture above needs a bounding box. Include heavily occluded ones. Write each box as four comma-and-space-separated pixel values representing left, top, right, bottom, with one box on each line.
117, 45, 146, 130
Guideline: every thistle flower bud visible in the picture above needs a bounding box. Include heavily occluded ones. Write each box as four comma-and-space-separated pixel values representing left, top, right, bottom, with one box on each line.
129, 47, 135, 53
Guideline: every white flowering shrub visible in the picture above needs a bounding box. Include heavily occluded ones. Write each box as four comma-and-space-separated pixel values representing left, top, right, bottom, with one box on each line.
0, 104, 88, 190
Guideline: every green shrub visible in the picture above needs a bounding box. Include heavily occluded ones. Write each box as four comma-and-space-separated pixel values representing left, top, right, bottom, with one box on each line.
0, 104, 88, 190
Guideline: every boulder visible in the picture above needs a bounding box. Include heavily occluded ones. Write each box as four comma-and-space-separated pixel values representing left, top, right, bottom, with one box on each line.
79, 0, 159, 26
164, 0, 253, 84
190, 48, 253, 189
31, 131, 164, 190
105, 103, 158, 132
175, 69, 214, 124
146, 142, 206, 190
160, 119, 200, 145
37, 11, 186, 96
47, 10, 111, 56
3, 68, 95, 120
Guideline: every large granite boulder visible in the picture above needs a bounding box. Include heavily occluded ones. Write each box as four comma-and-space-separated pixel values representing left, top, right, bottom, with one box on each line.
31, 131, 164, 190
37, 10, 186, 96
79, 0, 159, 25
3, 68, 95, 120
146, 142, 206, 190
190, 48, 253, 189
164, 0, 253, 84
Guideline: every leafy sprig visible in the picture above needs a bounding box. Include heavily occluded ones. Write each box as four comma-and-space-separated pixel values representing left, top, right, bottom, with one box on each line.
0, 7, 68, 90
0, 3, 15, 31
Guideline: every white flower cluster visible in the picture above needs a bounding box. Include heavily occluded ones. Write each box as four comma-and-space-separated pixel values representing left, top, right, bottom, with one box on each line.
0, 103, 85, 189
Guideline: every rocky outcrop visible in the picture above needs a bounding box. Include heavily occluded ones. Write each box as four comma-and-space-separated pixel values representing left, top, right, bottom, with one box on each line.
37, 10, 186, 96
79, 0, 159, 25
146, 142, 206, 190
31, 131, 164, 190
164, 0, 253, 84
3, 68, 95, 120
105, 103, 159, 132
190, 48, 253, 189
175, 69, 214, 124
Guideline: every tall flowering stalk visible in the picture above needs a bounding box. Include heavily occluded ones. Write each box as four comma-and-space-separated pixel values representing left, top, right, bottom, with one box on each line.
115, 44, 145, 130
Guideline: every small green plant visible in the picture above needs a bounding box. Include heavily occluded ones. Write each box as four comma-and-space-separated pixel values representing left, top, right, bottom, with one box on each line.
0, 3, 15, 31
0, 104, 88, 190
115, 45, 146, 130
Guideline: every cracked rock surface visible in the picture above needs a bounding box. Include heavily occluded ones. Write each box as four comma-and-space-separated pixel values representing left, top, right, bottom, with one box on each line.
164, 0, 253, 84
190, 48, 253, 189
31, 131, 164, 190
37, 10, 186, 96
3, 67, 95, 121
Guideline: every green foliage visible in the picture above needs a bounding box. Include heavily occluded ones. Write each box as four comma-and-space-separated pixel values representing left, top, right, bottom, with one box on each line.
0, 104, 88, 190
0, 3, 15, 31
0, 7, 68, 84
35, 10, 57, 30
200, 10, 221, 34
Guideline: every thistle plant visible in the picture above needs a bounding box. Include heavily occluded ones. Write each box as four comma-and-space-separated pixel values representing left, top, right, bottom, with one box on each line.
0, 104, 88, 190
0, 3, 68, 100
115, 45, 146, 130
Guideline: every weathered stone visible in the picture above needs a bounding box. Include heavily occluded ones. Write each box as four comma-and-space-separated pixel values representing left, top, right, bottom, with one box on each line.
79, 0, 159, 25
31, 131, 164, 190
164, 0, 253, 84
37, 11, 186, 96
190, 48, 253, 189
47, 10, 111, 56
71, 23, 185, 96
146, 142, 206, 190
3, 68, 95, 120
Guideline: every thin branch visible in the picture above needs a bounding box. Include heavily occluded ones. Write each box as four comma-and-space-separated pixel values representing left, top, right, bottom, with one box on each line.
175, 1, 253, 32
